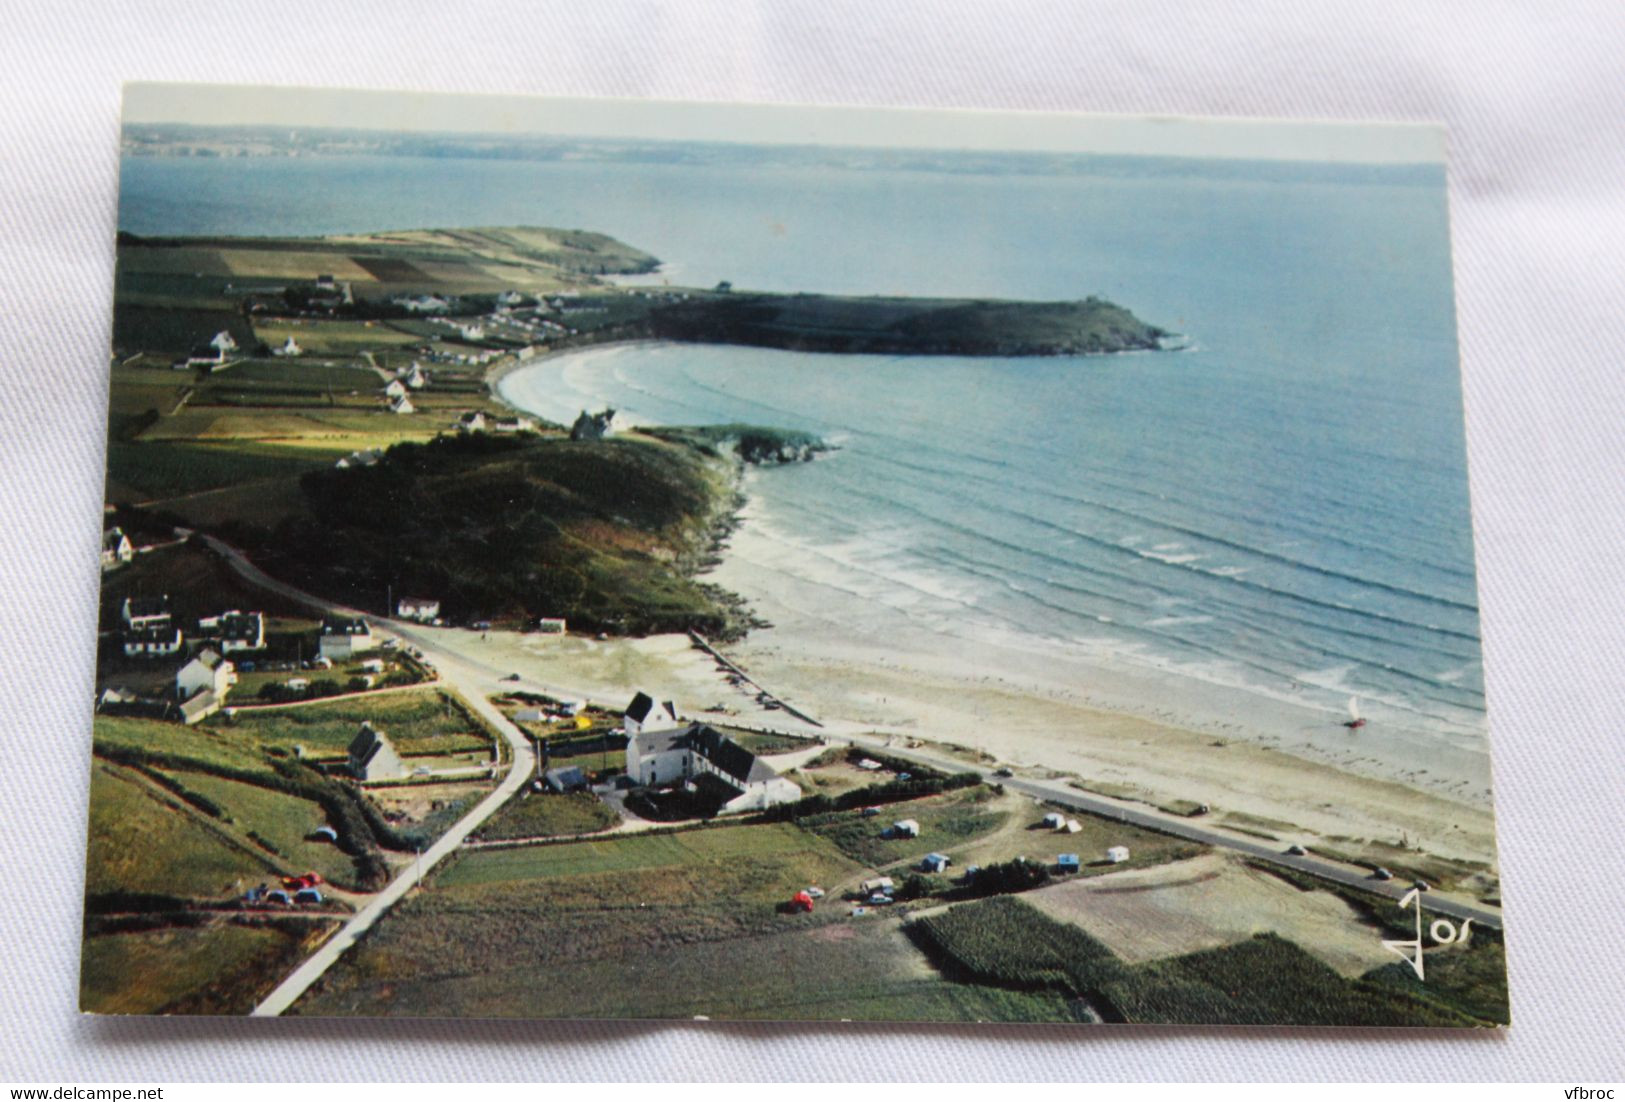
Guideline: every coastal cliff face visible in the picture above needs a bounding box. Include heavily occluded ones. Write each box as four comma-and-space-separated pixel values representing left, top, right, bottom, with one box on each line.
639, 292, 1167, 357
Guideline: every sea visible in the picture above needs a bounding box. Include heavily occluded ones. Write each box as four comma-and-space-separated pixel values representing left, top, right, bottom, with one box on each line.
119, 146, 1488, 784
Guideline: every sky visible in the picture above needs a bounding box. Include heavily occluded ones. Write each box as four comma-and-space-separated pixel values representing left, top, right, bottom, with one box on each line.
122, 83, 1446, 165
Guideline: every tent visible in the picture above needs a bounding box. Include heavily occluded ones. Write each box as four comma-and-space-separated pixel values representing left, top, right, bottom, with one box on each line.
789, 890, 815, 913
1106, 846, 1131, 864
1057, 853, 1081, 872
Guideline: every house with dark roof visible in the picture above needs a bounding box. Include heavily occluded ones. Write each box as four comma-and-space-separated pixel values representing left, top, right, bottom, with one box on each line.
121, 595, 172, 632
198, 609, 264, 653
624, 720, 801, 814
318, 616, 374, 660
622, 691, 680, 738
121, 623, 183, 658
543, 765, 589, 793
348, 722, 407, 782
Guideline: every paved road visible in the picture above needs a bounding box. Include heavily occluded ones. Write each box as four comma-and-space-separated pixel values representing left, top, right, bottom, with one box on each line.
818, 731, 1504, 931
201, 538, 537, 1017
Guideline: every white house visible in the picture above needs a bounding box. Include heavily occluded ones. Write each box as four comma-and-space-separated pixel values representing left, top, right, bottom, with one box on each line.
389, 394, 415, 415
396, 596, 441, 622
401, 362, 428, 389
176, 648, 234, 701
622, 691, 680, 738
535, 617, 566, 634
198, 609, 264, 653
101, 528, 134, 571
1105, 845, 1131, 864
384, 379, 408, 400
458, 323, 485, 341
623, 719, 801, 813
457, 411, 488, 433
348, 722, 408, 782
122, 624, 184, 658
890, 819, 920, 839
273, 335, 302, 357
209, 330, 238, 356
491, 416, 535, 434
318, 616, 374, 660
121, 595, 171, 632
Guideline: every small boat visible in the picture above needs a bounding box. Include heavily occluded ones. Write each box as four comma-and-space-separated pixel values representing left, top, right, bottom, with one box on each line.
1343, 695, 1366, 729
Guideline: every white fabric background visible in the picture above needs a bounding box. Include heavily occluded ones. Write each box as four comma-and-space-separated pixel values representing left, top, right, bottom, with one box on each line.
2, 0, 1622, 1082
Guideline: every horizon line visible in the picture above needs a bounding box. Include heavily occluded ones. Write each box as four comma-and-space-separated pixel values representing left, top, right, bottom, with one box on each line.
122, 83, 1448, 167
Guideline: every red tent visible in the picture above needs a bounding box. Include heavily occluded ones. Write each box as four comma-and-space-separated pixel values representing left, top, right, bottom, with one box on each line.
790, 891, 815, 913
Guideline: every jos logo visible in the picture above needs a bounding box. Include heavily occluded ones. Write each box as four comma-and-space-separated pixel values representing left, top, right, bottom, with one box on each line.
1381, 886, 1472, 981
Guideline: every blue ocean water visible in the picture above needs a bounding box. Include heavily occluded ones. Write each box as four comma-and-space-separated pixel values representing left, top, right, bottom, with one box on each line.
120, 149, 1485, 756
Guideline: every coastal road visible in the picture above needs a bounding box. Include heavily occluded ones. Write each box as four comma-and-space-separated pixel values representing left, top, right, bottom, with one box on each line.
200, 537, 537, 1017
819, 729, 1505, 931
207, 532, 1501, 952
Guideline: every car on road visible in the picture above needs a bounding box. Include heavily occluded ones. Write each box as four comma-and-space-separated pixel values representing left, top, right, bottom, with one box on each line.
994, 767, 1013, 778
1286, 844, 1307, 856
1372, 866, 1393, 880
502, 672, 522, 681
1412, 879, 1431, 892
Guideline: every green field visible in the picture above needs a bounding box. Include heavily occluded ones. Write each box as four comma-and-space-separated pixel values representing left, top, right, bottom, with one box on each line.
86, 760, 276, 900
213, 689, 492, 758
439, 821, 835, 886
80, 918, 336, 1016
474, 790, 620, 841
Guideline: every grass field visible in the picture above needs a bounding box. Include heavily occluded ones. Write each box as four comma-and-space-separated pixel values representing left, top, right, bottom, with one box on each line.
169, 770, 357, 887
802, 787, 1008, 868
293, 815, 1087, 1021
80, 918, 336, 1015
212, 690, 492, 758
86, 760, 275, 900
474, 790, 620, 841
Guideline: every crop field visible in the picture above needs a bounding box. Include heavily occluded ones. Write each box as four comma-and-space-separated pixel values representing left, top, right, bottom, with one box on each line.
251, 320, 424, 355
1023, 853, 1393, 976
80, 917, 335, 1015
301, 908, 1078, 1022
910, 894, 1498, 1026
106, 440, 332, 501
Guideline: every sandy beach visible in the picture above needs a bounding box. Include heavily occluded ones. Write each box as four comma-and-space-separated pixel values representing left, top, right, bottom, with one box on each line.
476, 345, 1500, 876
441, 607, 1498, 873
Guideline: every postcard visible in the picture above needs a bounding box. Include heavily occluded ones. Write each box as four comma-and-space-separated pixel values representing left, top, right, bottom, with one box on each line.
83, 84, 1504, 1025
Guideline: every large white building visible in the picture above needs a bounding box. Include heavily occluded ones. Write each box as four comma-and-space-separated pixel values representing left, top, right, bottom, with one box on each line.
318, 616, 374, 660
623, 702, 801, 814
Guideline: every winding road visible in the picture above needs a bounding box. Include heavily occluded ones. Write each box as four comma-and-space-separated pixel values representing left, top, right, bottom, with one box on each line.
200, 538, 536, 1017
